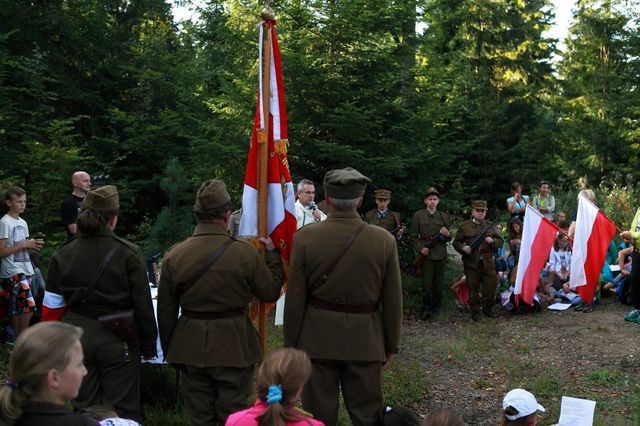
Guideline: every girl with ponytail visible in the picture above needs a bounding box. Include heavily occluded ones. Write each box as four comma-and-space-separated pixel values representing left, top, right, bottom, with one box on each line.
0, 321, 98, 425
225, 348, 324, 426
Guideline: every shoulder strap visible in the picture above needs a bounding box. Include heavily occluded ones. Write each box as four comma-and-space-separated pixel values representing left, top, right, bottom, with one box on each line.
179, 238, 235, 295
84, 244, 121, 301
309, 223, 367, 292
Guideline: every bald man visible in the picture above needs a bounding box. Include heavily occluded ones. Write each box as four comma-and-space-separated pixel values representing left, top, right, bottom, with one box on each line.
61, 171, 91, 237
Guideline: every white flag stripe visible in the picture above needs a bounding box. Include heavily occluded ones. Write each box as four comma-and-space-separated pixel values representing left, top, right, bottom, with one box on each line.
569, 194, 598, 289
514, 205, 543, 295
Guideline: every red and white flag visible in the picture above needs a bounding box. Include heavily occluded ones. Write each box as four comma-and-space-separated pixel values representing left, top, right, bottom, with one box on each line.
514, 205, 559, 306
238, 19, 296, 263
569, 194, 616, 303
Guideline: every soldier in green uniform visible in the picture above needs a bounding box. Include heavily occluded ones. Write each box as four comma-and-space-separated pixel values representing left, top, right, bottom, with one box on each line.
284, 167, 403, 426
157, 180, 283, 426
44, 185, 157, 421
364, 189, 404, 237
452, 200, 503, 321
409, 187, 451, 320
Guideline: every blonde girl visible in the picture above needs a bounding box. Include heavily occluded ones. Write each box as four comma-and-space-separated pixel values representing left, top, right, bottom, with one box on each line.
226, 348, 324, 426
0, 322, 98, 426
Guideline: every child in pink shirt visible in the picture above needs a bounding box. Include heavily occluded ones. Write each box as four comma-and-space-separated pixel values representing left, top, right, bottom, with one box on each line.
226, 348, 324, 426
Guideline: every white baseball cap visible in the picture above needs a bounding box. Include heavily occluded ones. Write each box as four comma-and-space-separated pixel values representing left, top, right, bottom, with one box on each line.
502, 388, 546, 420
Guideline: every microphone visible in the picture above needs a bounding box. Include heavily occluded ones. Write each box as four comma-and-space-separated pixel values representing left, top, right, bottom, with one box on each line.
309, 202, 320, 221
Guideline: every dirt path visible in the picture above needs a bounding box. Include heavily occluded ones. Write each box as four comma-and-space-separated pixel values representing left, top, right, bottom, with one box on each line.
400, 296, 639, 425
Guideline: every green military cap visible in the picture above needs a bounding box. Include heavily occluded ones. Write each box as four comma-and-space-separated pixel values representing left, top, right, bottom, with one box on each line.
194, 179, 231, 211
83, 185, 119, 215
324, 167, 371, 199
374, 189, 391, 200
424, 187, 440, 199
470, 200, 488, 210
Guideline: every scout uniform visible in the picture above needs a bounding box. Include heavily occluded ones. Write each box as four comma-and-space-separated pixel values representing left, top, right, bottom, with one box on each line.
284, 168, 403, 426
452, 200, 503, 320
409, 187, 451, 319
157, 180, 283, 426
45, 186, 157, 421
364, 189, 402, 234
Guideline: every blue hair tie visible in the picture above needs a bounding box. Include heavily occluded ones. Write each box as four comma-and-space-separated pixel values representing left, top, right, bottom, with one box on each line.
3, 379, 17, 389
266, 384, 282, 404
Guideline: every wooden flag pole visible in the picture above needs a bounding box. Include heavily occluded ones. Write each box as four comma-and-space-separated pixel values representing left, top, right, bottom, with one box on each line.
257, 7, 274, 352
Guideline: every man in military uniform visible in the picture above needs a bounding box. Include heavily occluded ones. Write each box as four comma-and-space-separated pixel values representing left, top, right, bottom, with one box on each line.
364, 189, 404, 238
284, 167, 403, 426
157, 180, 283, 426
453, 200, 503, 321
227, 207, 242, 237
44, 185, 157, 421
409, 187, 451, 320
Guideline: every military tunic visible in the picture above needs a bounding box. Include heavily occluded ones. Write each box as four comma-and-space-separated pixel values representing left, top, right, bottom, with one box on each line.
157, 222, 283, 425
410, 209, 451, 312
363, 209, 402, 234
46, 228, 157, 421
452, 219, 503, 314
284, 210, 402, 426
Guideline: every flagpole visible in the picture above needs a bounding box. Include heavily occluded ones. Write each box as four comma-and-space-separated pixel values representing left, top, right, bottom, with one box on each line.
257, 6, 274, 352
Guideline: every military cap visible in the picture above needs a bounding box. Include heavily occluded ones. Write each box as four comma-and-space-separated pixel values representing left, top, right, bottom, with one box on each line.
470, 200, 488, 210
194, 179, 231, 211
324, 167, 371, 199
374, 189, 391, 200
83, 185, 119, 215
424, 187, 440, 199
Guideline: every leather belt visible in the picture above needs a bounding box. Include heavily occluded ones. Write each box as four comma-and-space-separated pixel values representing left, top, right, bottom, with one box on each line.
181, 309, 245, 320
308, 297, 378, 314
478, 249, 493, 254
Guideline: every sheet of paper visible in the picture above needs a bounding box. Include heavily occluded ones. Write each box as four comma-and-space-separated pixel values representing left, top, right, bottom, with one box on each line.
609, 264, 620, 272
274, 293, 286, 326
548, 302, 572, 311
558, 396, 596, 426
564, 291, 578, 301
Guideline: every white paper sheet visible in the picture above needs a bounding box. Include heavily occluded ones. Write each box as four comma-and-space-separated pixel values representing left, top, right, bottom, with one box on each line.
558, 396, 596, 426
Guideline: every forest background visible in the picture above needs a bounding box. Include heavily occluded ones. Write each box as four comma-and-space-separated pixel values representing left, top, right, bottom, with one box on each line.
1, 0, 640, 259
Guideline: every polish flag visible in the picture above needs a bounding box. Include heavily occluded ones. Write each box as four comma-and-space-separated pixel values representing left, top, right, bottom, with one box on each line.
238, 19, 297, 263
569, 194, 617, 303
514, 205, 559, 306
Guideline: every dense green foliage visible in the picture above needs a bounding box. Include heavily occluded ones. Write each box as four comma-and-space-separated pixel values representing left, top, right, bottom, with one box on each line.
1, 0, 639, 247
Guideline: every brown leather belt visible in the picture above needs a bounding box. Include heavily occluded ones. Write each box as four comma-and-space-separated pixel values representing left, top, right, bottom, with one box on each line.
308, 297, 378, 314
181, 309, 245, 320
478, 249, 493, 253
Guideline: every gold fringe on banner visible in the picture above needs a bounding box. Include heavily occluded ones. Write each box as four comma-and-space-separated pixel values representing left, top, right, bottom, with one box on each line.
273, 139, 288, 154
257, 128, 267, 144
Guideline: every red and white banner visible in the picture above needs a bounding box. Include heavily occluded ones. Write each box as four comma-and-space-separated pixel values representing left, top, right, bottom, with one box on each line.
238, 19, 296, 263
569, 194, 617, 303
514, 205, 559, 306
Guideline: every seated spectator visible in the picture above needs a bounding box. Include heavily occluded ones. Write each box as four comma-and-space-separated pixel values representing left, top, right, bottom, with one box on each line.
507, 182, 530, 221
374, 405, 420, 426
547, 234, 572, 302
554, 211, 567, 227
502, 388, 545, 425
422, 408, 464, 426
225, 348, 324, 426
0, 321, 99, 425
507, 218, 523, 270
450, 275, 468, 311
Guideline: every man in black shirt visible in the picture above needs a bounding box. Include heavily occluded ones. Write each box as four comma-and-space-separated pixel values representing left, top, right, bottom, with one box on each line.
60, 171, 91, 238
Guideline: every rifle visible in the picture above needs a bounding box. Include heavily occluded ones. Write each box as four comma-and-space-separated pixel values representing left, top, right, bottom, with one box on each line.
461, 221, 499, 262
405, 230, 448, 278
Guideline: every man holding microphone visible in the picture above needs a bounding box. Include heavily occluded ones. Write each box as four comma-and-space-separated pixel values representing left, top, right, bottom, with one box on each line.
295, 179, 326, 229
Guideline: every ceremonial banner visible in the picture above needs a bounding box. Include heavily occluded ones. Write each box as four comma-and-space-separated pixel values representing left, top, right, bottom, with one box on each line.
238, 17, 296, 262
569, 194, 616, 303
514, 205, 559, 306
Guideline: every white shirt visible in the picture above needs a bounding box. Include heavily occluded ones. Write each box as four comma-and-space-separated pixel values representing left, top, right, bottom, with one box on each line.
295, 200, 327, 229
0, 214, 35, 278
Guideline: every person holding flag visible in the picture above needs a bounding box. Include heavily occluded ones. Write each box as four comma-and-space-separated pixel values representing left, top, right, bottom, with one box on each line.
620, 206, 640, 323
569, 190, 617, 313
